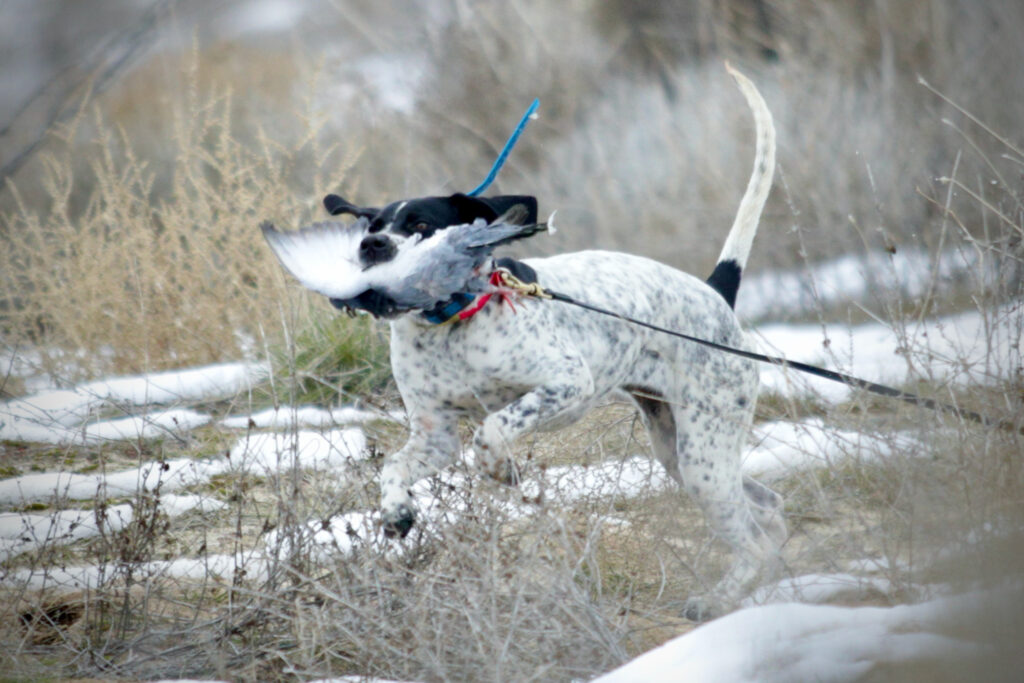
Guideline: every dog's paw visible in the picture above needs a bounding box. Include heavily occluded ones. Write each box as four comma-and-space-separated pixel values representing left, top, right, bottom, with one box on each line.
474, 442, 521, 486
381, 504, 415, 539
472, 427, 521, 487
487, 457, 521, 487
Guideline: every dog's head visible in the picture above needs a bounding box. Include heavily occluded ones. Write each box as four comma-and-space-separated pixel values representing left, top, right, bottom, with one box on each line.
322, 192, 538, 317
324, 192, 538, 266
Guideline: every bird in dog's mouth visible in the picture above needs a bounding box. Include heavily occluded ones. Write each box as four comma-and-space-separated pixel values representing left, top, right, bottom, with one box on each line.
261, 202, 548, 319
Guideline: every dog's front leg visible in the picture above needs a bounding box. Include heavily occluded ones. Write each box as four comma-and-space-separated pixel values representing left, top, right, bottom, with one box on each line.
380, 411, 458, 538
473, 361, 595, 484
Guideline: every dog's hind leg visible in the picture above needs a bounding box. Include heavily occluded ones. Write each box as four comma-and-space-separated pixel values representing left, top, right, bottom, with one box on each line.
634, 389, 785, 619
671, 399, 785, 621
380, 409, 459, 537
743, 473, 787, 547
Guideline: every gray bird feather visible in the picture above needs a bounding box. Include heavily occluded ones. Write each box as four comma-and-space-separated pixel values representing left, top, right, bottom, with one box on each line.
262, 209, 547, 312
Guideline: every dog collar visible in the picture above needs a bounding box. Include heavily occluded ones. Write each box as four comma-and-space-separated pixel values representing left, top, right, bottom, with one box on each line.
421, 291, 484, 325
421, 258, 541, 326
421, 270, 506, 325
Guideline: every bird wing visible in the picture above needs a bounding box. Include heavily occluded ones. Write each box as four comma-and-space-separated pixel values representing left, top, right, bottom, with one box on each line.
261, 220, 369, 300
262, 213, 550, 312
455, 212, 549, 250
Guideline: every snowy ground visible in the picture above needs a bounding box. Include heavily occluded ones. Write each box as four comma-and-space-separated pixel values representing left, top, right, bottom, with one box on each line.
593, 588, 1004, 683
736, 245, 1000, 323
0, 327, 941, 569
1, 253, 1020, 681
139, 584, 1018, 682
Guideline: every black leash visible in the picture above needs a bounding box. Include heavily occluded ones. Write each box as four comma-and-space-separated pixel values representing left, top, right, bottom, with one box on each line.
538, 287, 1021, 435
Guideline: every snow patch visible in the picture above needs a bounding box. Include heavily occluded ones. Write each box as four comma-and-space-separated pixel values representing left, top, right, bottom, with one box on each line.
10, 551, 265, 594
221, 404, 383, 429
214, 0, 306, 37
1, 362, 268, 444
753, 301, 1021, 403
84, 408, 211, 442
594, 591, 990, 683
228, 428, 368, 476
745, 572, 895, 606
0, 427, 367, 558
0, 428, 367, 507
743, 419, 915, 479
0, 494, 224, 560
263, 510, 379, 561
738, 247, 997, 322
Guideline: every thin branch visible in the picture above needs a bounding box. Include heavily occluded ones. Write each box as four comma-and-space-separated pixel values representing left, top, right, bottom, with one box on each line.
918, 74, 1024, 159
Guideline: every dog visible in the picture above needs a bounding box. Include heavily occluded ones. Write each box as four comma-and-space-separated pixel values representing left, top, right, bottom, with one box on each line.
291, 67, 784, 620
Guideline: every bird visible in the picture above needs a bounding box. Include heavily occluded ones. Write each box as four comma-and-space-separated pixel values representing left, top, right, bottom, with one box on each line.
261, 206, 549, 315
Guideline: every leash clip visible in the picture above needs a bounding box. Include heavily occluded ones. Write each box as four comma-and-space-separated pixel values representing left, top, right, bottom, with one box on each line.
492, 267, 551, 299
429, 266, 550, 326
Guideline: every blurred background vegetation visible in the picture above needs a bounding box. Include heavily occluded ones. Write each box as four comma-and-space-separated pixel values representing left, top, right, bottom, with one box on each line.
2, 4, 1022, 679
1, 0, 1022, 380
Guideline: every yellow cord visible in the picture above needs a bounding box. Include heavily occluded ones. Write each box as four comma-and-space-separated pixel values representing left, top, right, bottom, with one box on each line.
492, 267, 552, 299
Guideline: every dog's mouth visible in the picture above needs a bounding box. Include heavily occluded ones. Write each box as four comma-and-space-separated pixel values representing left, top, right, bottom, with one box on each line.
330, 289, 408, 319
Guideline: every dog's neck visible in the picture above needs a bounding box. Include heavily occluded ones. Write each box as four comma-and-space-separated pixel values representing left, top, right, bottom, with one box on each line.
419, 291, 485, 325
413, 257, 539, 327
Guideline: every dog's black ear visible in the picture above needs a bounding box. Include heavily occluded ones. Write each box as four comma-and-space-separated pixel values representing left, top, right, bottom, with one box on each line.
323, 194, 379, 219
448, 193, 538, 225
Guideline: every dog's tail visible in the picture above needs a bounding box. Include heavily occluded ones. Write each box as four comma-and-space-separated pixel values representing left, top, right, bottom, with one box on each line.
706, 64, 776, 309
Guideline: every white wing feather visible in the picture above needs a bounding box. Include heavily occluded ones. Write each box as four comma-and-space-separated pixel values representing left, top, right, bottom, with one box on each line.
261, 220, 368, 299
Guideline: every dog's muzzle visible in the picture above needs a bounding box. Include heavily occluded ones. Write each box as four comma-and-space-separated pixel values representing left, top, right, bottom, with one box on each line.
330, 289, 405, 319
359, 234, 397, 267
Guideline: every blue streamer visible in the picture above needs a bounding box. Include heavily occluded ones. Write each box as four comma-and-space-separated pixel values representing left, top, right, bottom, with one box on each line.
467, 98, 540, 197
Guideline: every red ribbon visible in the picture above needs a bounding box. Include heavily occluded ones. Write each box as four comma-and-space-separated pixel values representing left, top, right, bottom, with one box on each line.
456, 270, 516, 321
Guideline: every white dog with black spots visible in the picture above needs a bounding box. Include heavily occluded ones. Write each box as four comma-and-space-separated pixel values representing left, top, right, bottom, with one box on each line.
266, 66, 784, 621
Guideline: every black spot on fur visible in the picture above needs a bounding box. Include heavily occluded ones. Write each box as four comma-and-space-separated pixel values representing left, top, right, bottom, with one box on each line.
706, 258, 742, 309
495, 257, 538, 284
383, 510, 414, 538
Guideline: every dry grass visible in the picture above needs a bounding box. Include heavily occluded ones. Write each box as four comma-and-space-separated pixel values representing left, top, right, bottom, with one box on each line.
1, 1, 1024, 680
1, 97, 287, 377
0, 49, 395, 396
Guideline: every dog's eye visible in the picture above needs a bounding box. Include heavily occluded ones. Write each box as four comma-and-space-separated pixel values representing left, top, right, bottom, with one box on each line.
413, 222, 429, 232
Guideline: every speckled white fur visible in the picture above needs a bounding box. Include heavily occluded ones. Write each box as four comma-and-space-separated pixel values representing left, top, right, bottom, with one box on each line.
377, 67, 782, 620
382, 252, 785, 618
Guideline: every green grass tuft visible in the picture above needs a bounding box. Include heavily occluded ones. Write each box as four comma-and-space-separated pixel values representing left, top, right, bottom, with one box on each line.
269, 312, 393, 406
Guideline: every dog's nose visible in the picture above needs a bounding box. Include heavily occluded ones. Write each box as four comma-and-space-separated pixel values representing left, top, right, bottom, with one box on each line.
359, 234, 396, 265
